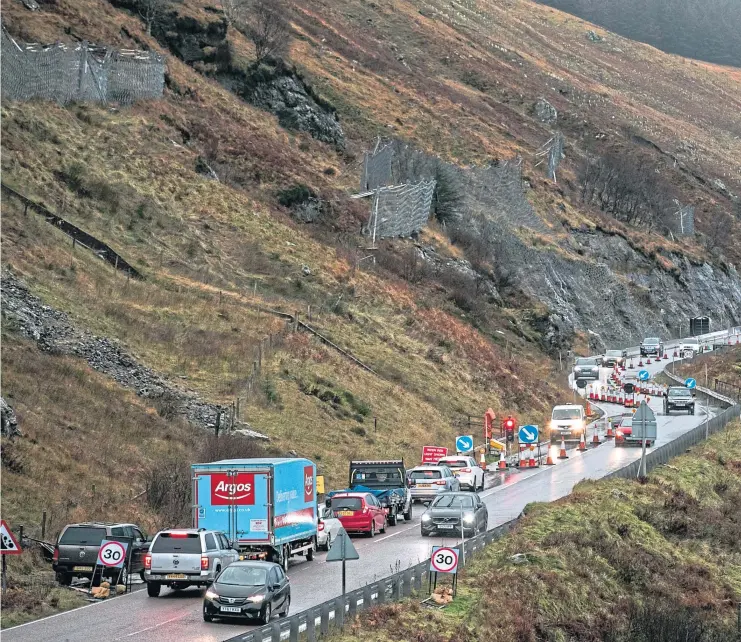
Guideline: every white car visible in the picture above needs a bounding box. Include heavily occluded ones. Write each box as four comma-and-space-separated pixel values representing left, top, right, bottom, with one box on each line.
316, 505, 342, 551
436, 456, 484, 492
679, 337, 700, 353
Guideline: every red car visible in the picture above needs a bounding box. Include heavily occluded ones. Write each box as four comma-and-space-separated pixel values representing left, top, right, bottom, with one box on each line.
614, 416, 653, 447
329, 493, 388, 537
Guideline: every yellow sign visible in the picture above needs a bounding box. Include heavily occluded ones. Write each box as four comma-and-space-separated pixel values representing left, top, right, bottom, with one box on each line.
316, 475, 325, 494
489, 438, 505, 452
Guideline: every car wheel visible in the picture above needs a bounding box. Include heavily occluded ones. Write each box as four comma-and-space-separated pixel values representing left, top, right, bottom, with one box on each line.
380, 518, 387, 534
203, 609, 213, 623
139, 569, 146, 582
259, 603, 272, 625
421, 529, 430, 537
280, 596, 290, 618
147, 582, 161, 597
56, 572, 71, 586
388, 512, 398, 526
403, 504, 413, 521
369, 521, 376, 538
306, 539, 316, 561
281, 546, 289, 573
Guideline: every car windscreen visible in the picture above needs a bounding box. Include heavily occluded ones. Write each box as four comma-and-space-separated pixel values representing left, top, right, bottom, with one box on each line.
410, 470, 442, 480
59, 527, 106, 545
606, 351, 622, 357
644, 338, 660, 344
668, 389, 692, 397
620, 419, 633, 427
350, 466, 403, 486
431, 495, 473, 509
552, 408, 581, 420
575, 359, 597, 366
217, 566, 267, 586
331, 497, 362, 511
151, 533, 202, 554
438, 459, 469, 468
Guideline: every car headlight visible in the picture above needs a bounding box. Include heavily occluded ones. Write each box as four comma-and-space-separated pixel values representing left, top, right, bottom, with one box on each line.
462, 514, 475, 524
421, 514, 431, 522
205, 589, 219, 600
247, 594, 265, 603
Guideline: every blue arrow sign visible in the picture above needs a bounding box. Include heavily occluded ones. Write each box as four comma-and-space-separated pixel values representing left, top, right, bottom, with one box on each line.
638, 370, 650, 381
455, 435, 474, 453
684, 378, 697, 389
518, 425, 538, 444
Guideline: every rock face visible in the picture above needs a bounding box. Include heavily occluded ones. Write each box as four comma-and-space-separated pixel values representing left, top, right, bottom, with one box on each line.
231, 65, 345, 148
1, 398, 20, 438
0, 270, 267, 438
534, 98, 558, 124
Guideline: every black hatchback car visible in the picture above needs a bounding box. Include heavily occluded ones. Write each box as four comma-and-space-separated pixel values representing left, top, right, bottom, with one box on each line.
420, 492, 488, 537
203, 561, 290, 624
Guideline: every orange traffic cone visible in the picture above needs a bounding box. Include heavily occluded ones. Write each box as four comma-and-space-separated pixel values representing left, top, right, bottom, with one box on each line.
498, 450, 507, 470
605, 418, 614, 439
479, 449, 487, 471
578, 432, 587, 452
638, 358, 643, 367
592, 427, 601, 446
663, 352, 669, 360
586, 400, 592, 417
646, 357, 652, 365
519, 446, 527, 468
558, 437, 569, 459
528, 445, 536, 468
545, 447, 555, 465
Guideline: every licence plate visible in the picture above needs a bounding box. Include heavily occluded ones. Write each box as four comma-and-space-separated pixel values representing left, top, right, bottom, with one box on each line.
73, 566, 93, 572
165, 574, 187, 580
417, 484, 431, 488
437, 524, 455, 529
338, 511, 353, 517
220, 606, 242, 613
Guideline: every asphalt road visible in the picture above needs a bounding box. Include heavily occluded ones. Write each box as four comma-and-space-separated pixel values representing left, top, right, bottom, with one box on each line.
3, 347, 726, 642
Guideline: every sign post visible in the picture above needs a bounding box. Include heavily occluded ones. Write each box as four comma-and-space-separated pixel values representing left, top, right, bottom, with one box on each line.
325, 528, 359, 595
633, 401, 657, 479
1, 520, 22, 594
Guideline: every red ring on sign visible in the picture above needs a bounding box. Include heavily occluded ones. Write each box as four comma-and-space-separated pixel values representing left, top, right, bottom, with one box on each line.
431, 547, 459, 573
98, 541, 127, 567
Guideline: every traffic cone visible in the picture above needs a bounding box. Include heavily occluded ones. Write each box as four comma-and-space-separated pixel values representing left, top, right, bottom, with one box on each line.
498, 450, 507, 470
592, 427, 601, 446
605, 418, 614, 439
656, 353, 662, 361
646, 357, 652, 365
586, 400, 592, 417
519, 446, 527, 468
629, 359, 634, 369
545, 446, 555, 465
663, 352, 669, 360
558, 436, 569, 459
528, 445, 536, 468
479, 449, 487, 471
638, 358, 643, 367
673, 349, 678, 357
578, 432, 587, 452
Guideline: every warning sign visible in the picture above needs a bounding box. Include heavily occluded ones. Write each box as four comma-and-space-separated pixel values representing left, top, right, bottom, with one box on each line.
0, 520, 22, 555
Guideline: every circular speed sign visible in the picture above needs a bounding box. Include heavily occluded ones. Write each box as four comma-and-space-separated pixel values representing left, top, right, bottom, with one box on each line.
98, 540, 127, 568
430, 546, 459, 574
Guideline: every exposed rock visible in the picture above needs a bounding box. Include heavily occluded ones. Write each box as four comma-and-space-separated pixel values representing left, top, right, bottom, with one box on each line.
534, 97, 557, 124
586, 30, 603, 42
1, 269, 268, 439
195, 156, 219, 180
510, 553, 528, 565
1, 397, 21, 438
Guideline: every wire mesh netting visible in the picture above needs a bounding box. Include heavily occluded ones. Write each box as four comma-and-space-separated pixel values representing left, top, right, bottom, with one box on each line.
370, 180, 437, 239
1, 26, 165, 105
361, 141, 394, 191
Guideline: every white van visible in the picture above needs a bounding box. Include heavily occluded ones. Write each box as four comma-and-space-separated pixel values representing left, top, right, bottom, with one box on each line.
549, 404, 586, 442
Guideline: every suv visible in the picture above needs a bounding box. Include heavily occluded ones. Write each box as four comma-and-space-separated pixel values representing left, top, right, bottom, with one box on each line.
664, 386, 696, 415
406, 466, 460, 502
601, 349, 627, 368
640, 337, 664, 357
573, 357, 599, 382
53, 522, 150, 586
144, 528, 240, 597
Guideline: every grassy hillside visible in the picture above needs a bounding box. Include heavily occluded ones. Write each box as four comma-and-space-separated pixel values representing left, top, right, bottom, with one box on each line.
677, 346, 741, 391
328, 420, 741, 641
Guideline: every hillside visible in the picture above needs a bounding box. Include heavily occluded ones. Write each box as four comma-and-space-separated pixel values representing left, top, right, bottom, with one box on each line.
2, 0, 741, 557
327, 419, 741, 642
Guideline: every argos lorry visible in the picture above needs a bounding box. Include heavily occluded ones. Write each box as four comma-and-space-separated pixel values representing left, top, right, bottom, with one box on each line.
192, 458, 317, 572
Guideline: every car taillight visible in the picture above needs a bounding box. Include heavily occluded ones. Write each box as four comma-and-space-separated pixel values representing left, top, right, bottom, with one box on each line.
361, 506, 369, 514
435, 480, 447, 486
317, 522, 325, 532
144, 553, 151, 569
53, 547, 59, 562
460, 468, 471, 473
201, 557, 209, 571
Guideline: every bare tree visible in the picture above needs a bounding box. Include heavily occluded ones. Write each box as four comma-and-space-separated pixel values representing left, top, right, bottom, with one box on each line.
244, 0, 292, 64
220, 0, 250, 27
137, 0, 168, 36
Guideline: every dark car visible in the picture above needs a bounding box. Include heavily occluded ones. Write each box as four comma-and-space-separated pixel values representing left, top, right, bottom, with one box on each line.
640, 337, 664, 357
420, 492, 488, 537
602, 349, 627, 368
52, 522, 150, 586
203, 561, 290, 624
573, 357, 599, 382
664, 386, 695, 415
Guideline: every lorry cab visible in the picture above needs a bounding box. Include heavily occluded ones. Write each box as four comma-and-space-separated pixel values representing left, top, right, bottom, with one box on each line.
549, 404, 586, 442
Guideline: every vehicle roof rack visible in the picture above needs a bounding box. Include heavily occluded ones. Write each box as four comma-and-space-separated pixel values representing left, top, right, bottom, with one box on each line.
350, 460, 404, 466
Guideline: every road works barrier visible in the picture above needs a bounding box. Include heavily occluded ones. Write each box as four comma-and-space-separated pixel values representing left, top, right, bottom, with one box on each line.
229, 367, 741, 642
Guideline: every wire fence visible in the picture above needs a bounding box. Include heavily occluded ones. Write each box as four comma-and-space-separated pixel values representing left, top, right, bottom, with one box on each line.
1, 26, 165, 105
369, 179, 436, 240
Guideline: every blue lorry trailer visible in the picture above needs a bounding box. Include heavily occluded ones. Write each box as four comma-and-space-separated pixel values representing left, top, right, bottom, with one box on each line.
192, 458, 317, 571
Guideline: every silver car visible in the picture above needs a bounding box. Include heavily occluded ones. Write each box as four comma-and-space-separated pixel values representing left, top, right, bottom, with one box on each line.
407, 465, 460, 502
144, 528, 240, 597
573, 357, 599, 381
316, 505, 343, 551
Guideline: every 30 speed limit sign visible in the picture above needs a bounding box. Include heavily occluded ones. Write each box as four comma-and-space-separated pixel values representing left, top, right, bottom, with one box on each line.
98, 540, 129, 568
430, 546, 460, 574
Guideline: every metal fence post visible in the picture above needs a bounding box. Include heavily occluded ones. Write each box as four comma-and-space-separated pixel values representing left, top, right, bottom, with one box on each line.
377, 579, 387, 604
306, 608, 317, 642
334, 597, 345, 629
320, 604, 330, 635
289, 618, 299, 642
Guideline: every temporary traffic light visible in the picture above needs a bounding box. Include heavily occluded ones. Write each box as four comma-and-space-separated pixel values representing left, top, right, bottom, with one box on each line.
504, 416, 516, 442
